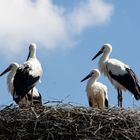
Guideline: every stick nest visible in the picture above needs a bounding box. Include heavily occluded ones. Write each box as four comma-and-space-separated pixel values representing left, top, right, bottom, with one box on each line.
0, 102, 140, 140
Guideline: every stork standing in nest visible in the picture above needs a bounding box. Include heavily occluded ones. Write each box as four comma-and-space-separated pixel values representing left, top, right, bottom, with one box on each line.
0, 62, 42, 106
81, 69, 108, 109
92, 43, 140, 107
13, 43, 42, 104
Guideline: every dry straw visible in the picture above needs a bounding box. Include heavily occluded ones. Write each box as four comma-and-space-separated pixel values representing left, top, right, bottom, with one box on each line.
0, 102, 140, 140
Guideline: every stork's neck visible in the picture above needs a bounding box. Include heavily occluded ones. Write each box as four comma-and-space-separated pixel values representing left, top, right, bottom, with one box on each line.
7, 70, 17, 94
88, 76, 99, 86
101, 51, 110, 62
99, 51, 110, 73
29, 49, 36, 59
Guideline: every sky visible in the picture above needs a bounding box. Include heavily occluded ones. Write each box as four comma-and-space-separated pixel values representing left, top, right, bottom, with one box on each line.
0, 0, 140, 108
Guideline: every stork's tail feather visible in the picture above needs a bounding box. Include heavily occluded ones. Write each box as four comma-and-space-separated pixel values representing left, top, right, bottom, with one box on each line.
13, 92, 20, 104
13, 96, 20, 104
133, 93, 140, 100
132, 85, 140, 100
26, 93, 42, 105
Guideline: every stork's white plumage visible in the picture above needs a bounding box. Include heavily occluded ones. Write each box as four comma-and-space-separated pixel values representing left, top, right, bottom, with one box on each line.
81, 69, 108, 109
13, 43, 43, 103
0, 63, 19, 96
0, 62, 42, 106
92, 43, 140, 107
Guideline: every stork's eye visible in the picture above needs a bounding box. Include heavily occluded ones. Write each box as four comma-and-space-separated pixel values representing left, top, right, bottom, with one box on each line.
102, 46, 105, 51
9, 65, 13, 68
91, 72, 94, 75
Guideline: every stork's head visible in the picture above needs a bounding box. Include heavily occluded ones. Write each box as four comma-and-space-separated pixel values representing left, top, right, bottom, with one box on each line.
81, 69, 100, 82
29, 43, 37, 51
92, 43, 112, 60
27, 43, 37, 61
0, 63, 19, 76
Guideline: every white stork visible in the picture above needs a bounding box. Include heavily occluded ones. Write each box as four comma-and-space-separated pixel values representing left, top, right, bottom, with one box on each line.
92, 43, 140, 107
13, 43, 42, 104
0, 62, 42, 106
81, 69, 108, 109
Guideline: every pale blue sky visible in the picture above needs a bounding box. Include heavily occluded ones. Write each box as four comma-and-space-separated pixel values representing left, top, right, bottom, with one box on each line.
0, 0, 140, 108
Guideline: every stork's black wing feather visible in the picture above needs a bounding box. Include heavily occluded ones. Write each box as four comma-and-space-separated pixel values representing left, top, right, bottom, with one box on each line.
88, 100, 92, 107
13, 64, 40, 98
108, 68, 140, 100
105, 98, 108, 108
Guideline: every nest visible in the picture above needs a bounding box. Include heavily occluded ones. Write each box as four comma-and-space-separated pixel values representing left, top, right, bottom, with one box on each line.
0, 102, 140, 140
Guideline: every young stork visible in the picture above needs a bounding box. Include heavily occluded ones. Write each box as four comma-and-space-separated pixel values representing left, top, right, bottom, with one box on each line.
0, 63, 42, 106
13, 43, 42, 104
92, 43, 140, 107
81, 69, 108, 109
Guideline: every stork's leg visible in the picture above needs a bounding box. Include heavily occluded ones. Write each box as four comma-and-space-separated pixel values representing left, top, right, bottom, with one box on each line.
31, 89, 33, 106
117, 89, 122, 107
117, 89, 120, 107
120, 90, 122, 107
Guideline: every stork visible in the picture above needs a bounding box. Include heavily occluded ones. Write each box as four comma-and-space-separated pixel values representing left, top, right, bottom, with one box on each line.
0, 62, 42, 106
92, 43, 140, 107
81, 69, 108, 109
13, 43, 42, 104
